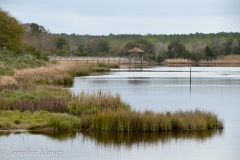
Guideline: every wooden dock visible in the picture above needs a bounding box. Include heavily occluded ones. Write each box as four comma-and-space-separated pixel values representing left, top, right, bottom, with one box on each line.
48, 56, 156, 69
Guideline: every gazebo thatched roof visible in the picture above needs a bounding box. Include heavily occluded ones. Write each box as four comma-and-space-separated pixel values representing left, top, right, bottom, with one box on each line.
127, 47, 144, 53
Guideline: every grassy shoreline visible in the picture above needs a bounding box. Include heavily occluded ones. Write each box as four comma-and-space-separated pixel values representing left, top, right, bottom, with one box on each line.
162, 55, 240, 66
0, 61, 224, 132
0, 109, 223, 131
0, 86, 224, 132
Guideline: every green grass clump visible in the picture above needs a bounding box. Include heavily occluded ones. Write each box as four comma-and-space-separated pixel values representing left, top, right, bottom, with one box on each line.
47, 114, 81, 130
68, 65, 89, 77
0, 87, 70, 112
0, 47, 47, 70
98, 62, 108, 67
68, 91, 131, 115
0, 86, 130, 118
0, 66, 14, 76
89, 67, 110, 72
0, 110, 81, 131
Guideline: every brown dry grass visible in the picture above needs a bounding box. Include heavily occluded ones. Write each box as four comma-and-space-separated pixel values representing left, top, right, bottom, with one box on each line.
200, 55, 240, 64
0, 76, 18, 86
163, 55, 240, 65
13, 62, 89, 85
164, 59, 194, 64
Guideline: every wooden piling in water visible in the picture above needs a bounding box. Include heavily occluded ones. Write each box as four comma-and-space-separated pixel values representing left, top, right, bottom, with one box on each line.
190, 68, 192, 86
129, 54, 131, 69
118, 57, 120, 69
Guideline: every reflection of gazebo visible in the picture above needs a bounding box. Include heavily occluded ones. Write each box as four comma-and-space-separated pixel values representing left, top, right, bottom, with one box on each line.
127, 47, 144, 69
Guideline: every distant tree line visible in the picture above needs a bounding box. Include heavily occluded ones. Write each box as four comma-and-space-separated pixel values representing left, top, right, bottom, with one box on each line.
0, 10, 234, 63
21, 23, 240, 63
48, 33, 239, 63
157, 39, 240, 63
1, 7, 239, 63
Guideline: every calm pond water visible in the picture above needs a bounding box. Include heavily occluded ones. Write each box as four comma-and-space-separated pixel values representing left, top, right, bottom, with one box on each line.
1, 66, 240, 160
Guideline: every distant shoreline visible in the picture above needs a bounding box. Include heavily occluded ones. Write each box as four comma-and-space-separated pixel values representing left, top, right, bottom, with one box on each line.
161, 55, 240, 67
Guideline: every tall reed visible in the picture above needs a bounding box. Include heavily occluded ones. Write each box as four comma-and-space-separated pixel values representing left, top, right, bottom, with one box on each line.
14, 63, 90, 85
68, 90, 130, 115
84, 109, 223, 132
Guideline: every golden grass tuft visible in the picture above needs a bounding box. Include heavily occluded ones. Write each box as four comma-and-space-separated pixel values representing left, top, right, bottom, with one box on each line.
0, 76, 18, 86
14, 62, 89, 85
200, 55, 240, 64
164, 59, 194, 64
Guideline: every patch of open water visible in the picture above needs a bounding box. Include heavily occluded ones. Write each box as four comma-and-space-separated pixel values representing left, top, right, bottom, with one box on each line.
1, 66, 240, 160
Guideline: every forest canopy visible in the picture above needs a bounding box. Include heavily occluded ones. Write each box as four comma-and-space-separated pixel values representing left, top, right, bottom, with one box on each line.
1, 8, 239, 63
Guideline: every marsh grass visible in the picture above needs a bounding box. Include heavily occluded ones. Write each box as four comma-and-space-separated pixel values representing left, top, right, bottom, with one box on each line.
0, 76, 18, 87
0, 86, 224, 132
0, 86, 70, 112
0, 48, 47, 71
164, 59, 194, 64
0, 86, 129, 116
14, 63, 86, 85
0, 66, 15, 76
0, 88, 224, 131
13, 62, 109, 86
0, 60, 224, 132
203, 54, 240, 63
0, 110, 81, 130
68, 91, 131, 115
109, 62, 119, 68
164, 55, 240, 65
84, 109, 223, 132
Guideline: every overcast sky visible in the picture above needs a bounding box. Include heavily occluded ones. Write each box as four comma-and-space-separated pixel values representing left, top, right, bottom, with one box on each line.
1, 0, 240, 35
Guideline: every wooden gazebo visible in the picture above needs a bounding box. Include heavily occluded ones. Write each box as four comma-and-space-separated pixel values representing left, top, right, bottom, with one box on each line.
127, 47, 144, 69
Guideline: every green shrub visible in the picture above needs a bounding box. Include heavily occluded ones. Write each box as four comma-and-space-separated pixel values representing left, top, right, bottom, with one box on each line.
48, 114, 81, 130
0, 66, 14, 76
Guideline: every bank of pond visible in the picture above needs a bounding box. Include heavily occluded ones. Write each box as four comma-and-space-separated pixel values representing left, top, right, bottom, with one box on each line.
0, 86, 223, 132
